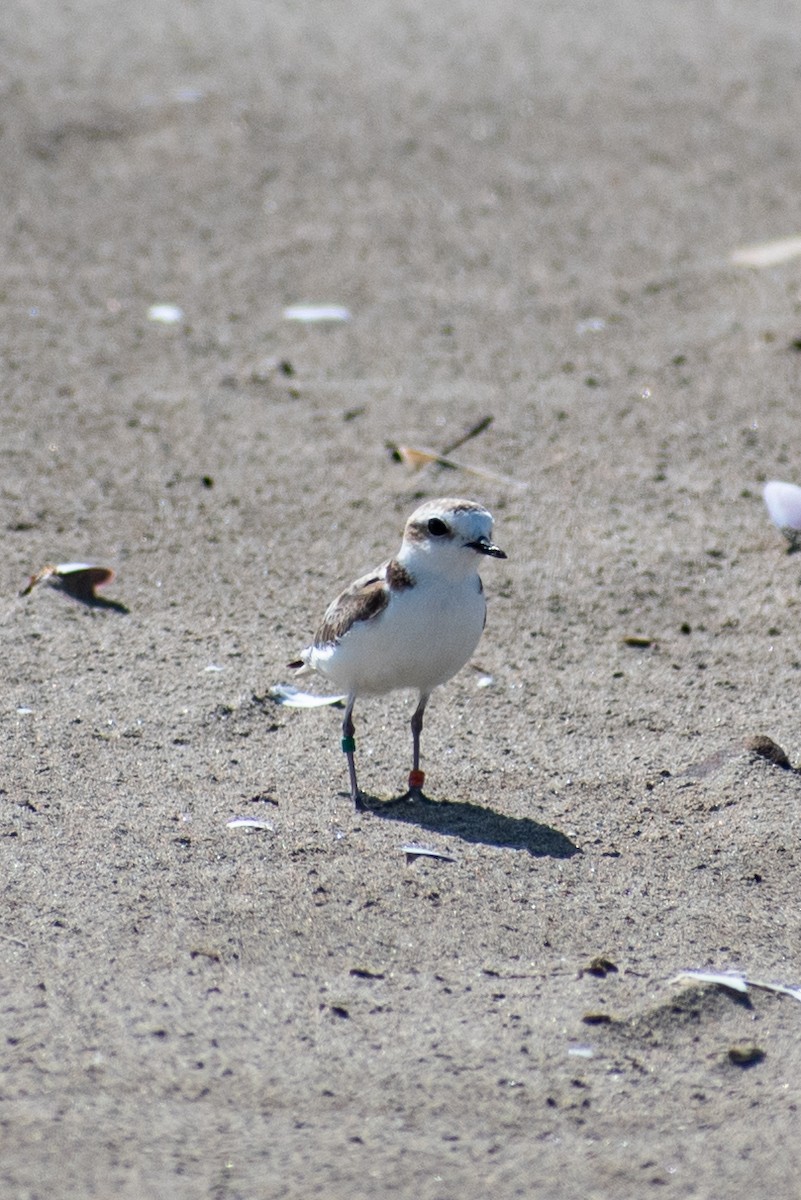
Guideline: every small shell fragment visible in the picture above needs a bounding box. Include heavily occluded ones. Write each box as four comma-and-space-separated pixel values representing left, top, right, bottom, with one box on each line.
226, 817, 274, 832
147, 303, 184, 323
567, 1045, 595, 1059
731, 236, 801, 268
268, 685, 347, 708
21, 562, 115, 601
673, 970, 749, 994
282, 304, 351, 323
764, 480, 801, 550
402, 844, 456, 864
674, 970, 801, 1003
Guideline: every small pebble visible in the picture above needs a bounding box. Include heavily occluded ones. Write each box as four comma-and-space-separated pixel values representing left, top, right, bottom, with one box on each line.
728, 1044, 765, 1067
582, 1012, 613, 1025
582, 956, 618, 978
745, 735, 792, 769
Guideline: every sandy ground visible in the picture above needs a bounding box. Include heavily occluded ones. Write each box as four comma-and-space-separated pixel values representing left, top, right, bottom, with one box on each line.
3, 1, 801, 1196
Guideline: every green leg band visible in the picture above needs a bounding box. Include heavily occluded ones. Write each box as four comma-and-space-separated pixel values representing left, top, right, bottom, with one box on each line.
342, 735, 356, 754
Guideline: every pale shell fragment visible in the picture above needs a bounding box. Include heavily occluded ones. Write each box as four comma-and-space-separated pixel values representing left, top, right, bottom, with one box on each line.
57, 562, 108, 576
402, 844, 456, 863
147, 303, 184, 323
673, 969, 801, 1004
567, 1045, 595, 1059
731, 236, 801, 268
226, 817, 274, 832
674, 969, 749, 994
21, 562, 114, 598
763, 479, 801, 548
282, 304, 351, 323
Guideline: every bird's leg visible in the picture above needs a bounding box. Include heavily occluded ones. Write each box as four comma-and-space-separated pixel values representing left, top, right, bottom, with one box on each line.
341, 694, 363, 809
408, 693, 429, 794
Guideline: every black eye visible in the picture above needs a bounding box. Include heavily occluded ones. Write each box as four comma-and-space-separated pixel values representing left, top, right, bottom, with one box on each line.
427, 517, 449, 536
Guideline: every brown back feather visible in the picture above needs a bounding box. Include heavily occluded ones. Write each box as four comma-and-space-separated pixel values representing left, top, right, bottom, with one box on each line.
314, 558, 414, 646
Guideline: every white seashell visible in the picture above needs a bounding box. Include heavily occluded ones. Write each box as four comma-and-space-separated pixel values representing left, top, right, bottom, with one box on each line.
226, 817, 274, 831
731, 236, 801, 268
764, 479, 801, 549
21, 562, 115, 598
55, 561, 98, 574
674, 969, 749, 993
147, 304, 184, 323
401, 844, 456, 863
673, 969, 801, 1003
282, 304, 350, 323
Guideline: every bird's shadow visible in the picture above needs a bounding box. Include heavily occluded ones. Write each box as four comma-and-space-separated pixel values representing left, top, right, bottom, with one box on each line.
357, 792, 580, 858
53, 577, 129, 612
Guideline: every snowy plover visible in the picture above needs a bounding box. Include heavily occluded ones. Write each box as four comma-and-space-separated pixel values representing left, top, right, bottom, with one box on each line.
290, 498, 506, 807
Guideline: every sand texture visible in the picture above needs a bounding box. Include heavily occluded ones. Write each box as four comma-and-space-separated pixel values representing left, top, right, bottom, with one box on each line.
3, 2, 801, 1196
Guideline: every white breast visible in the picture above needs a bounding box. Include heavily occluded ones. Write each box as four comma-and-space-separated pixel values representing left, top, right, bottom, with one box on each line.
310, 574, 486, 696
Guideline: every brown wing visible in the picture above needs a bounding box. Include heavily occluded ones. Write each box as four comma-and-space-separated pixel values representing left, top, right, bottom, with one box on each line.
314, 567, 391, 646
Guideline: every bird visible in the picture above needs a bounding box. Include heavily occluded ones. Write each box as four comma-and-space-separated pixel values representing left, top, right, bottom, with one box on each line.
289, 497, 506, 808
